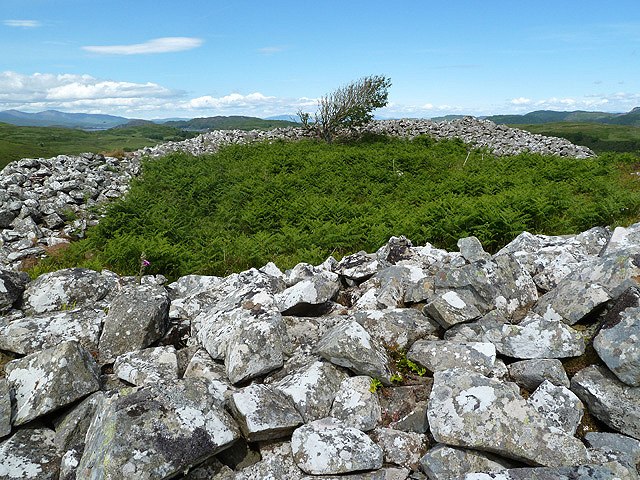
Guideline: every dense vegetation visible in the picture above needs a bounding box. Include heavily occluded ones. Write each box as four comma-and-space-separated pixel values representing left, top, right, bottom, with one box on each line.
31, 135, 640, 281
0, 123, 197, 169
515, 122, 640, 154
163, 115, 298, 131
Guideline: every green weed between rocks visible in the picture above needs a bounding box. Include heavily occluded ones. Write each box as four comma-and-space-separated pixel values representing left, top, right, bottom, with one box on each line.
26, 136, 640, 281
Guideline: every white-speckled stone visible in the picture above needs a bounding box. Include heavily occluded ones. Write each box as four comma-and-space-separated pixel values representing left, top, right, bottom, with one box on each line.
330, 376, 381, 431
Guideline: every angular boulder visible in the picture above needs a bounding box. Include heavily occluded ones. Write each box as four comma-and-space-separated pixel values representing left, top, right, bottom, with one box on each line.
330, 376, 381, 431
6, 340, 100, 426
594, 305, 640, 386
428, 368, 588, 466
113, 346, 179, 386
534, 280, 611, 325
98, 283, 170, 364
419, 444, 514, 480
0, 428, 60, 480
370, 427, 429, 471
407, 340, 496, 375
291, 417, 383, 475
527, 380, 583, 435
275, 270, 340, 314
0, 379, 10, 438
507, 358, 570, 391
0, 270, 29, 313
352, 308, 440, 350
77, 378, 240, 479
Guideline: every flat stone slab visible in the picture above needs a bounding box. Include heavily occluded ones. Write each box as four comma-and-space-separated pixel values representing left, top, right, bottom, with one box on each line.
0, 428, 60, 480
330, 376, 381, 431
230, 383, 303, 442
0, 307, 105, 355
528, 380, 583, 435
483, 313, 585, 359
315, 320, 392, 384
419, 444, 514, 480
291, 417, 383, 475
113, 346, 179, 386
571, 365, 640, 440
77, 378, 240, 479
535, 280, 611, 325
507, 359, 570, 391
6, 340, 100, 426
407, 340, 496, 375
594, 305, 640, 386
428, 368, 588, 466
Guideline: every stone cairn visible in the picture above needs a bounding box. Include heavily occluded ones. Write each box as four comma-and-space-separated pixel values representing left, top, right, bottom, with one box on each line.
4, 119, 639, 479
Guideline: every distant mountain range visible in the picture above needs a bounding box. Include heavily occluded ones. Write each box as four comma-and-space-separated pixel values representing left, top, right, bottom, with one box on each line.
1, 107, 639, 130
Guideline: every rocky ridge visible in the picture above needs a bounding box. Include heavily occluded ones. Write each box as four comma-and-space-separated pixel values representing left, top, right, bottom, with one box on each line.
0, 117, 594, 269
1, 220, 640, 478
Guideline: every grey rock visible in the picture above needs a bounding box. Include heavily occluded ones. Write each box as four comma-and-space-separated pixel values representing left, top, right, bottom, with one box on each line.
113, 346, 179, 386
229, 383, 303, 442
0, 428, 60, 480
370, 427, 428, 471
6, 340, 100, 426
407, 340, 497, 375
302, 468, 411, 480
283, 315, 345, 357
275, 360, 347, 422
98, 283, 170, 364
330, 376, 382, 431
22, 268, 115, 314
460, 463, 637, 479
528, 380, 584, 435
534, 280, 611, 325
291, 417, 384, 475
275, 270, 340, 314
602, 223, 640, 257
0, 307, 104, 355
564, 253, 640, 299
0, 379, 10, 438
352, 308, 440, 350
54, 391, 106, 452
0, 270, 29, 313
77, 378, 240, 479
59, 448, 82, 480
334, 251, 383, 281
354, 265, 418, 310
571, 365, 640, 440
483, 313, 585, 359
224, 301, 286, 384
425, 290, 482, 329
378, 384, 432, 433
419, 444, 514, 480
458, 236, 491, 263
507, 359, 570, 391
315, 320, 392, 384
428, 368, 588, 466
183, 348, 227, 381
444, 311, 506, 342
585, 432, 640, 468
594, 305, 640, 386
235, 441, 303, 480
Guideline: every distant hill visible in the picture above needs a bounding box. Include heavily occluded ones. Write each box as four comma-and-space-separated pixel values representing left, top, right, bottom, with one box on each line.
162, 115, 298, 131
264, 114, 299, 122
487, 107, 640, 126
0, 110, 130, 129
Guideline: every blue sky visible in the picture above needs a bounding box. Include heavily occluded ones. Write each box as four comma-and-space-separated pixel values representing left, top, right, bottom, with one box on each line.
1, 0, 639, 119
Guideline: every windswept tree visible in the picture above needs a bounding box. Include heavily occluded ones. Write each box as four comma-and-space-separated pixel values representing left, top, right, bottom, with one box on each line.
298, 75, 391, 142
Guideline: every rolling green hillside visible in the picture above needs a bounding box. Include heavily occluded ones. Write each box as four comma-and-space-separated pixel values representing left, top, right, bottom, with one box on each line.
515, 123, 640, 154
0, 123, 197, 169
489, 107, 640, 126
162, 115, 298, 131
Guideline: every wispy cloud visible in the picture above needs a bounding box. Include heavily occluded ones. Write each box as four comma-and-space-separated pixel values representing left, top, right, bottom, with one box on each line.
258, 46, 287, 56
510, 97, 532, 105
4, 19, 41, 28
82, 37, 203, 55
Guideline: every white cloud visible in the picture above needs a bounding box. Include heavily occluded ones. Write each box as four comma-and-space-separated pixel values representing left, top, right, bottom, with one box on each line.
510, 97, 531, 105
83, 37, 203, 55
4, 19, 41, 28
186, 92, 275, 109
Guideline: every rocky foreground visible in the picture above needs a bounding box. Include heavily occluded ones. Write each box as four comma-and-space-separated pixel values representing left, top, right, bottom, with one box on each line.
1, 220, 640, 478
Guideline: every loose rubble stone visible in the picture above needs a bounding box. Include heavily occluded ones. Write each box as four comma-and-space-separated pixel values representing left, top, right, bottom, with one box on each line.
0, 270, 29, 313
0, 428, 60, 480
77, 378, 240, 479
230, 383, 303, 442
352, 308, 440, 350
113, 345, 179, 386
22, 268, 115, 314
6, 340, 100, 426
593, 305, 640, 386
425, 290, 482, 328
534, 280, 611, 325
53, 391, 106, 453
483, 313, 585, 359
407, 340, 496, 375
584, 432, 640, 468
370, 427, 428, 471
571, 365, 640, 440
275, 270, 340, 314
460, 463, 637, 479
291, 417, 384, 475
0, 307, 104, 355
98, 283, 170, 364
428, 368, 589, 466
0, 379, 11, 438
378, 384, 432, 433
457, 236, 491, 263
235, 441, 303, 480
275, 360, 348, 422
507, 358, 570, 391
329, 376, 382, 431
527, 380, 584, 435
315, 319, 392, 384
419, 444, 515, 480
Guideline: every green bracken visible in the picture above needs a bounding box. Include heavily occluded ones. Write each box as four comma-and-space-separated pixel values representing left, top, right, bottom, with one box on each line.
26, 135, 640, 281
